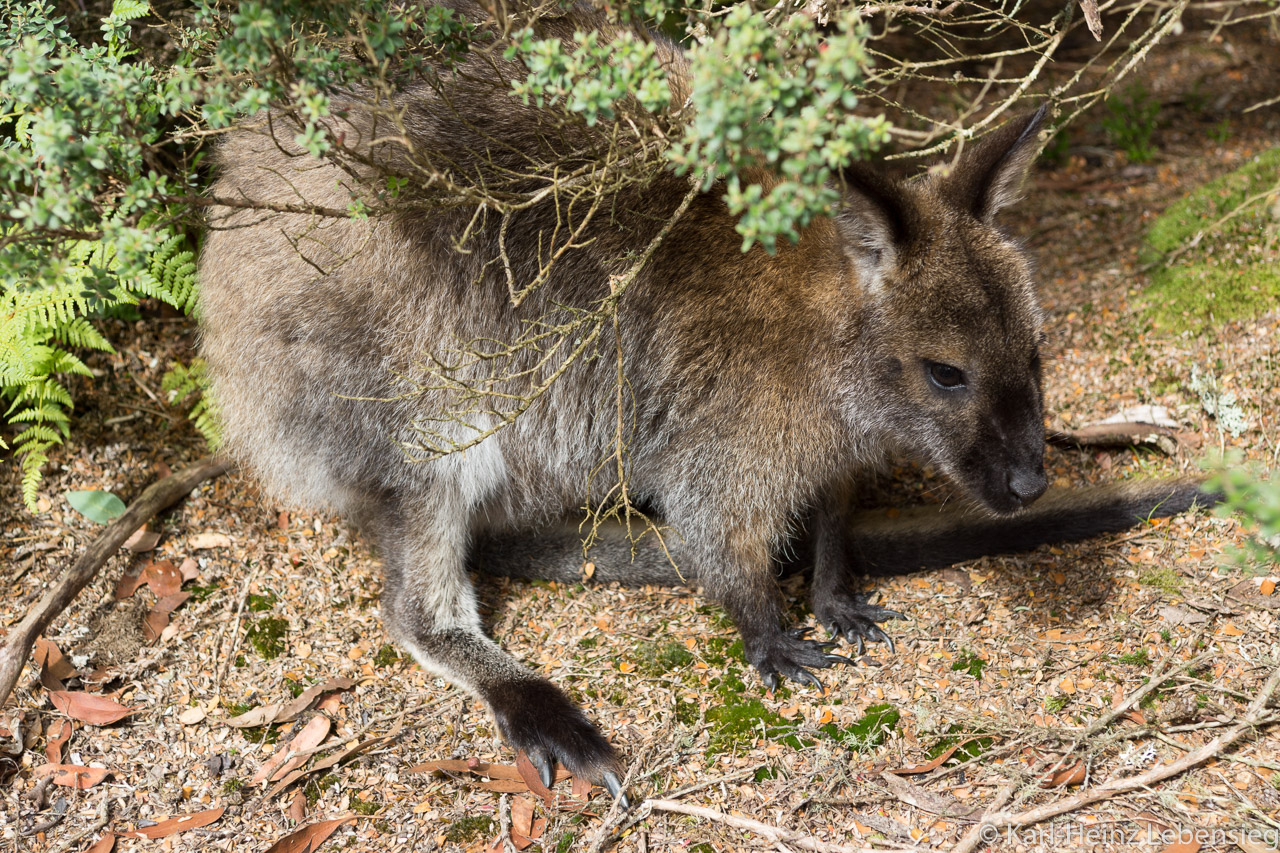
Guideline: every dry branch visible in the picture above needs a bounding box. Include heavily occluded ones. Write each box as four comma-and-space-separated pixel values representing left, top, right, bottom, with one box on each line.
0, 457, 233, 708
642, 798, 928, 853
953, 662, 1280, 852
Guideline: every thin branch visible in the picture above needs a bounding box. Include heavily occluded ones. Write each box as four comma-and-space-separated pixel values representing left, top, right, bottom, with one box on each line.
0, 458, 233, 708
965, 662, 1280, 839
642, 798, 928, 853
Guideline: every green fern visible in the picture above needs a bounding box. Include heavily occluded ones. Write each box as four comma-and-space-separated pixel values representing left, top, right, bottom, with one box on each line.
1, 221, 200, 510
162, 358, 222, 449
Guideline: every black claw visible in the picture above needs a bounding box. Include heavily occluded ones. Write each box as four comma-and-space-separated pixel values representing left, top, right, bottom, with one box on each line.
762, 671, 780, 691
529, 749, 555, 790
823, 653, 856, 667
854, 635, 865, 656
602, 771, 631, 810
788, 626, 814, 640
793, 668, 822, 689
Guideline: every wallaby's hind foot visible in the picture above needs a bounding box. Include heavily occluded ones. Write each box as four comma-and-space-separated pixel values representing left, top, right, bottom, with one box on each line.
407, 627, 625, 799
488, 676, 628, 807
375, 500, 630, 804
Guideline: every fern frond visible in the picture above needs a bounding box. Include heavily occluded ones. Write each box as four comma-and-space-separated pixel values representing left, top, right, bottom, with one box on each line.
20, 447, 50, 510
51, 318, 113, 353
13, 423, 64, 447
146, 232, 199, 314
111, 0, 150, 21
4, 216, 199, 508
163, 358, 222, 448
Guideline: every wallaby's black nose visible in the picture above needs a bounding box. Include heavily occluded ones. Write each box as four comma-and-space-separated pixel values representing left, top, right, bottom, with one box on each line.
1009, 469, 1048, 505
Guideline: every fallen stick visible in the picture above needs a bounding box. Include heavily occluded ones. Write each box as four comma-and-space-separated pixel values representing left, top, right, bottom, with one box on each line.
642, 799, 926, 853
952, 661, 1280, 853
0, 457, 233, 708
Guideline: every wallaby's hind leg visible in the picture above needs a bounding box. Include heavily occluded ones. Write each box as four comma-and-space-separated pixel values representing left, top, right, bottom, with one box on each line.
370, 495, 626, 801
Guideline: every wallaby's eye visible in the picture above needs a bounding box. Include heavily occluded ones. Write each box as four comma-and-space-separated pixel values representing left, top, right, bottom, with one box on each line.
927, 361, 966, 390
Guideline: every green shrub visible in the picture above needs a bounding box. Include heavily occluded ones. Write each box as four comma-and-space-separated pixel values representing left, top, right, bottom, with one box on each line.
1142, 147, 1280, 333
1, 0, 892, 508
1102, 83, 1160, 163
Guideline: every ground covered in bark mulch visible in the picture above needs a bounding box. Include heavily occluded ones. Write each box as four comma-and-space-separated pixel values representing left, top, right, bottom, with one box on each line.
3, 23, 1279, 853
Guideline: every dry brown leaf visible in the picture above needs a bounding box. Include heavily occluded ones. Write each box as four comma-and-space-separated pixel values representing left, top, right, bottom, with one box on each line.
120, 807, 226, 839
44, 719, 72, 764
476, 779, 531, 794
280, 678, 357, 722
253, 715, 332, 784
409, 758, 522, 781
114, 560, 183, 600
226, 677, 357, 730
264, 815, 353, 853
224, 702, 285, 728
123, 526, 161, 552
516, 751, 556, 806
288, 789, 307, 823
1040, 759, 1086, 788
178, 707, 207, 726
33, 638, 76, 691
510, 795, 544, 850
178, 557, 200, 582
511, 796, 536, 837
570, 774, 590, 801
49, 691, 136, 726
83, 831, 116, 853
1160, 841, 1201, 853
36, 763, 110, 789
889, 738, 986, 775
144, 591, 192, 642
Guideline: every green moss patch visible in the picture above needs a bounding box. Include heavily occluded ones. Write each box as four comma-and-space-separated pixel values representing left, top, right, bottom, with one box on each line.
819, 702, 900, 753
927, 724, 994, 763
445, 815, 495, 844
244, 616, 289, 660
951, 650, 987, 679
705, 674, 806, 755
1142, 147, 1280, 333
637, 640, 695, 676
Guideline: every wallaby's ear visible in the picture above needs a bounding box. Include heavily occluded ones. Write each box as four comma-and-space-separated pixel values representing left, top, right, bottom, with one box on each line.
836, 162, 920, 296
939, 104, 1049, 222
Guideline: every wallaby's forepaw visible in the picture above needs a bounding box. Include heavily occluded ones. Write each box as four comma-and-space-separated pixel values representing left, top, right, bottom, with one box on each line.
814, 592, 904, 655
747, 626, 855, 691
490, 678, 631, 808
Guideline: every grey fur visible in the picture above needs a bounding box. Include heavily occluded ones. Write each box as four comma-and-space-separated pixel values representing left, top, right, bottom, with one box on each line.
198, 4, 1205, 794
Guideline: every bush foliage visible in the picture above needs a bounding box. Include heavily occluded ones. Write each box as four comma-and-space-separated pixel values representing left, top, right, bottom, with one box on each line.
1, 0, 895, 507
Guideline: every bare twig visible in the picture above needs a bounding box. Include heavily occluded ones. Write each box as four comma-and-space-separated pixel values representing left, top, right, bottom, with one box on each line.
641, 798, 928, 853
45, 793, 112, 853
0, 457, 233, 709
967, 662, 1280, 837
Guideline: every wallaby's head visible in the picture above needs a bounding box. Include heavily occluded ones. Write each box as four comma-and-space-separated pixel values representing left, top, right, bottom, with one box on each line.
836, 107, 1049, 515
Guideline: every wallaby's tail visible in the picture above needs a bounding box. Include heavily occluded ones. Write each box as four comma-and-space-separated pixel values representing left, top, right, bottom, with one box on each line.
848, 478, 1219, 576
470, 523, 696, 585
470, 479, 1218, 584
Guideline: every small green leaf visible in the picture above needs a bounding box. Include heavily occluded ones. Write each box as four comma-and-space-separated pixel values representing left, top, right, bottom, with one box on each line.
66, 489, 126, 523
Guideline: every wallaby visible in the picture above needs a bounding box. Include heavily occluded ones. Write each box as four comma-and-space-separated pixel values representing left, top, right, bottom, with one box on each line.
198, 2, 1212, 803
